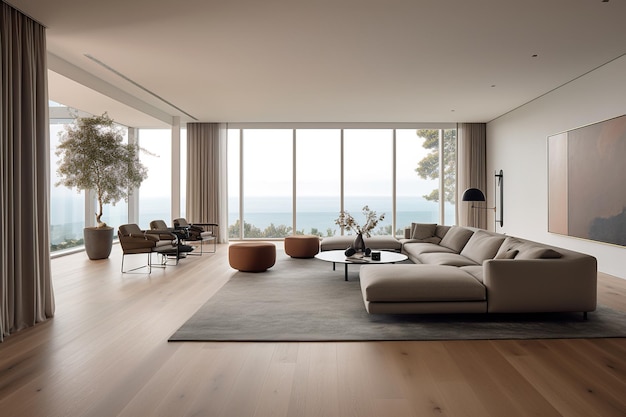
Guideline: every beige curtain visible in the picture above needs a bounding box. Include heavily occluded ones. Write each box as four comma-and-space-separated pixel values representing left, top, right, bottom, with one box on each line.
186, 123, 228, 242
457, 123, 487, 229
1, 2, 54, 341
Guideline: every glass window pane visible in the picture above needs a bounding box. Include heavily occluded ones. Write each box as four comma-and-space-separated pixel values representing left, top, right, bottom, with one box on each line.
229, 126, 456, 242
138, 129, 172, 229
396, 129, 440, 236
50, 120, 85, 252
295, 129, 341, 237
242, 129, 292, 238
228, 129, 241, 239
343, 129, 393, 236
180, 127, 187, 219
443, 128, 457, 225
100, 124, 130, 229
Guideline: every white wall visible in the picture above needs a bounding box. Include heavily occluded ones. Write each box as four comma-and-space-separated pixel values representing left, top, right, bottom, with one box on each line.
487, 55, 626, 279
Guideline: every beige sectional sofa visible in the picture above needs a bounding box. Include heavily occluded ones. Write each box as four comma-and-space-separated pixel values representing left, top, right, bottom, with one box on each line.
359, 224, 598, 317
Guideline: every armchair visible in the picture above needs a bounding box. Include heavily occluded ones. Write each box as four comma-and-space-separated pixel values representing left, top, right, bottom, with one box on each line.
173, 218, 218, 254
149, 220, 194, 261
118, 223, 179, 273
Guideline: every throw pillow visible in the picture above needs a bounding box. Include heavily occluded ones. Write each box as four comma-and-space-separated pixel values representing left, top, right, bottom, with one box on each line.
515, 245, 562, 260
494, 249, 519, 259
494, 236, 523, 258
435, 225, 451, 239
460, 230, 506, 264
439, 226, 475, 253
410, 223, 437, 240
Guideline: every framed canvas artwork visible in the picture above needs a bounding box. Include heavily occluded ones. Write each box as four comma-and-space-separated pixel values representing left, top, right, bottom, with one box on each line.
548, 114, 626, 247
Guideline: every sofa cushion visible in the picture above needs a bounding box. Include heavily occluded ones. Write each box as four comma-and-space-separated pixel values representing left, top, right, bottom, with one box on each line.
360, 265, 486, 302
494, 237, 524, 258
460, 265, 484, 283
439, 226, 474, 253
515, 244, 562, 260
494, 249, 519, 259
410, 223, 437, 240
403, 236, 442, 244
320, 235, 402, 251
460, 230, 506, 264
403, 242, 455, 258
435, 225, 451, 239
418, 252, 478, 267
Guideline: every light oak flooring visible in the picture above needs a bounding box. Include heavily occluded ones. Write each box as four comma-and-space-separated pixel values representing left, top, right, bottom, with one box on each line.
1, 242, 626, 417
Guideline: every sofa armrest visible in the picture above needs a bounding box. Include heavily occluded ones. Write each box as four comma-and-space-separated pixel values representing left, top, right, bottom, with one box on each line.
483, 256, 597, 313
145, 229, 177, 241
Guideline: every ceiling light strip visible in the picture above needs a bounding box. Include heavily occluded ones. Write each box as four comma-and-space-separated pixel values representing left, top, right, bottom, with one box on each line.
84, 54, 197, 121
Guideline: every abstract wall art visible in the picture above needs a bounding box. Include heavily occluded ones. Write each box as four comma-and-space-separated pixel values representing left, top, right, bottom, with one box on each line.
548, 114, 626, 247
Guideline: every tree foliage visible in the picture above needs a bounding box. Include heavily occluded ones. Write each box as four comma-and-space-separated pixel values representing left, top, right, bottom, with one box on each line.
228, 220, 293, 238
55, 113, 149, 227
414, 129, 457, 204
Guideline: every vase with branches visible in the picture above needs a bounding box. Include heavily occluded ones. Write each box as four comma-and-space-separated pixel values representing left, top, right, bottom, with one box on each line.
335, 205, 385, 252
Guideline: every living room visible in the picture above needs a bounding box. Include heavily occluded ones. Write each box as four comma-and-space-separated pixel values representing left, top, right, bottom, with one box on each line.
2, 1, 626, 416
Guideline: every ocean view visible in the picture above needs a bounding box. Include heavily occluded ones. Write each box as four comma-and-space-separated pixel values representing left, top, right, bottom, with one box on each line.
230, 196, 455, 236
50, 195, 455, 247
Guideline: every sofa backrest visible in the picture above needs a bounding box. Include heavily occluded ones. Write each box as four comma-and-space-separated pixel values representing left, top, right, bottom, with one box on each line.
439, 226, 474, 253
460, 230, 506, 263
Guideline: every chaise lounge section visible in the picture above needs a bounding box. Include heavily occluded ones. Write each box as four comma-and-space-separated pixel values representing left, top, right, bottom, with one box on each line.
359, 224, 597, 316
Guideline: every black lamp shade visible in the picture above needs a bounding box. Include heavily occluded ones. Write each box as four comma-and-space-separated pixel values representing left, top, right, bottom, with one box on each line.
462, 188, 486, 202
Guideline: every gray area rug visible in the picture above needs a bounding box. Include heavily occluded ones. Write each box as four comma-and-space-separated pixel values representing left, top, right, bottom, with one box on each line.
170, 253, 626, 342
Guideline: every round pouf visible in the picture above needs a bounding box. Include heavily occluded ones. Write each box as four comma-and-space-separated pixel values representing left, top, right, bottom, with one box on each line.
284, 235, 320, 258
229, 242, 276, 272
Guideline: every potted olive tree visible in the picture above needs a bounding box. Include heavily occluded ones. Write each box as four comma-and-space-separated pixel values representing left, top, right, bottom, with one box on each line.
55, 113, 148, 260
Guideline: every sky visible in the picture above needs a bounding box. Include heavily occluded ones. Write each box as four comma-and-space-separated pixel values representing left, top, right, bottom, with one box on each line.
229, 128, 437, 198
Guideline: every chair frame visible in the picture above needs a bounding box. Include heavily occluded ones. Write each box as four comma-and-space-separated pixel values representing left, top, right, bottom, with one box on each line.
119, 224, 180, 274
173, 219, 218, 255
148, 220, 194, 265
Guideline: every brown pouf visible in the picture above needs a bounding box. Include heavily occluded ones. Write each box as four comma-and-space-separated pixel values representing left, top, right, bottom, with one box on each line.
284, 235, 320, 258
228, 242, 276, 272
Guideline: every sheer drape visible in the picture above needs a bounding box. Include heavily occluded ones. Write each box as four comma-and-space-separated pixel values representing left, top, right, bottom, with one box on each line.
457, 123, 487, 228
1, 2, 54, 341
186, 123, 228, 242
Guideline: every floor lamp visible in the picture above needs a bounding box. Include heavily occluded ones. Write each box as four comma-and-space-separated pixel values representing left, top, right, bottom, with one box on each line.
461, 170, 504, 228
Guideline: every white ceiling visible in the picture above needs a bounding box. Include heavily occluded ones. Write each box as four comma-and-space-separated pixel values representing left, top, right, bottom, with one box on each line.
8, 0, 626, 128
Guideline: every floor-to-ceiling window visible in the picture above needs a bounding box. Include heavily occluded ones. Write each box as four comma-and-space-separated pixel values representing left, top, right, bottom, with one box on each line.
49, 116, 85, 252
344, 129, 394, 235
228, 129, 241, 239
396, 128, 457, 235
228, 125, 457, 240
180, 127, 187, 219
242, 129, 293, 238
138, 129, 172, 229
295, 129, 341, 237
49, 111, 455, 251
49, 103, 181, 255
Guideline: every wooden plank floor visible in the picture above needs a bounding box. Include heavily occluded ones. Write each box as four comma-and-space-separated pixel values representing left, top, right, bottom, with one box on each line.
1, 243, 625, 417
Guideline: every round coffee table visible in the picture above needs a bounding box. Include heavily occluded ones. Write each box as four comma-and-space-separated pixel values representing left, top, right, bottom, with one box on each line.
314, 250, 408, 281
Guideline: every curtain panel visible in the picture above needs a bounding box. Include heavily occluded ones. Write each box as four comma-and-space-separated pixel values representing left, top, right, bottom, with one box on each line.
457, 123, 487, 229
1, 2, 54, 341
186, 123, 228, 242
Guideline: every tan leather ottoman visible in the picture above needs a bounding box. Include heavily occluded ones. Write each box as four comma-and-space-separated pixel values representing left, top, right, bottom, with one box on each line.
229, 242, 276, 272
284, 235, 320, 258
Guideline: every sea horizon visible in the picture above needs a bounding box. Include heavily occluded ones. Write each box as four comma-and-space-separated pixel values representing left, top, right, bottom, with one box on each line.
50, 195, 456, 244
